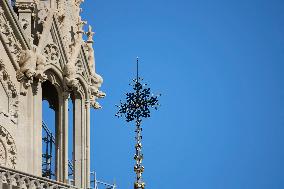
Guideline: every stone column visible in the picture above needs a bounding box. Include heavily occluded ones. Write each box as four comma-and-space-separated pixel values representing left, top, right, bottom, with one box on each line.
57, 91, 69, 183
33, 83, 42, 176
73, 95, 84, 187
56, 93, 63, 181
63, 91, 69, 183
24, 86, 34, 174
55, 98, 60, 181
85, 100, 91, 188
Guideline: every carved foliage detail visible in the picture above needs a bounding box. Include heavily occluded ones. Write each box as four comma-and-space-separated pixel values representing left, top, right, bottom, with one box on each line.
0, 125, 17, 169
0, 7, 22, 64
43, 44, 60, 64
0, 141, 6, 165
0, 60, 19, 124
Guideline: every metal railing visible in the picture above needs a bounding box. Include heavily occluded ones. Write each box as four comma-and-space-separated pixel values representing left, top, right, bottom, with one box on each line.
42, 122, 116, 189
90, 172, 116, 189
42, 121, 55, 179
42, 121, 74, 179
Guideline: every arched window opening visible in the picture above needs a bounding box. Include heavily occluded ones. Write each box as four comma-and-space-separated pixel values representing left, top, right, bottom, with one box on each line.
68, 94, 74, 184
42, 80, 59, 180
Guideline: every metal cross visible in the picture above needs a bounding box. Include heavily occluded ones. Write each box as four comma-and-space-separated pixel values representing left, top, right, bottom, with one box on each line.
116, 57, 160, 189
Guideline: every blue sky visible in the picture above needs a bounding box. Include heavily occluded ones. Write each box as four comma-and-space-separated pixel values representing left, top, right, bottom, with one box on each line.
44, 0, 284, 188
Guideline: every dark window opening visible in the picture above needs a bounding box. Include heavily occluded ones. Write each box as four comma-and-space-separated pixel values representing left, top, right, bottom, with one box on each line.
42, 81, 58, 180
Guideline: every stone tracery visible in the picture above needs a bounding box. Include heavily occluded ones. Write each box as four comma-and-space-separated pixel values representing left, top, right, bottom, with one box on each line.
43, 43, 60, 64
0, 7, 22, 69
0, 125, 17, 169
0, 59, 18, 124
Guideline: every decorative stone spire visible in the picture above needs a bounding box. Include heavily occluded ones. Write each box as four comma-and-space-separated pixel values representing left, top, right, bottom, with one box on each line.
86, 25, 94, 44
76, 18, 87, 38
85, 25, 96, 72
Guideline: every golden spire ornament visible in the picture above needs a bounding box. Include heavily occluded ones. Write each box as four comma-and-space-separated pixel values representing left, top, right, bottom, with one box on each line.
116, 57, 160, 189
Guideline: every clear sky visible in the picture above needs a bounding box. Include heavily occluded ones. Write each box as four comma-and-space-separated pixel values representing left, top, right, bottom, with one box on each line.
44, 0, 284, 188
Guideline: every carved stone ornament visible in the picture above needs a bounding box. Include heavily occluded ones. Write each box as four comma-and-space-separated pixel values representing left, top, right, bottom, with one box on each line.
86, 25, 94, 43
75, 58, 87, 80
37, 3, 49, 24
43, 44, 60, 64
0, 7, 22, 65
20, 18, 29, 31
0, 60, 19, 124
55, 0, 87, 60
89, 73, 105, 97
0, 167, 74, 188
75, 0, 84, 7
89, 73, 105, 109
0, 125, 17, 169
15, 2, 35, 12
63, 63, 79, 91
16, 48, 47, 93
85, 25, 96, 75
90, 100, 102, 109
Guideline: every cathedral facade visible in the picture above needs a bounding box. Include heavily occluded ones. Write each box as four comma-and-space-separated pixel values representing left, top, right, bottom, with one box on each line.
0, 0, 104, 188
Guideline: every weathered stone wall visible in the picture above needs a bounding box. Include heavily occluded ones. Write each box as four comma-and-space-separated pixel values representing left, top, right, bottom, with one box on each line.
0, 0, 105, 188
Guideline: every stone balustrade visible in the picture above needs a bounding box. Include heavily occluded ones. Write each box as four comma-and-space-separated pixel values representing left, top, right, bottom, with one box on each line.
0, 166, 79, 189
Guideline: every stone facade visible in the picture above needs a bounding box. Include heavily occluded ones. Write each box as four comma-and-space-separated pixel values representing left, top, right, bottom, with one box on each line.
0, 0, 104, 188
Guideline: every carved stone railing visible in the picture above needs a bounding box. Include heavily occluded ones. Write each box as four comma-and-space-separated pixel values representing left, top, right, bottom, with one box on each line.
0, 165, 79, 189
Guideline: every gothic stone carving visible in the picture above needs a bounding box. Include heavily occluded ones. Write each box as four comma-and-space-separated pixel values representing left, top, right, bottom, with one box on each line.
89, 73, 105, 109
37, 2, 50, 24
85, 25, 95, 74
0, 7, 22, 65
75, 58, 88, 80
16, 48, 47, 90
43, 44, 60, 64
0, 125, 17, 169
63, 63, 79, 91
20, 18, 29, 31
15, 2, 35, 12
75, 59, 83, 73
0, 167, 75, 188
0, 60, 19, 124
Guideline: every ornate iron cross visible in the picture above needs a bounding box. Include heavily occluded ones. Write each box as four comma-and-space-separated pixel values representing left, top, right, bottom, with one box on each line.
116, 57, 160, 189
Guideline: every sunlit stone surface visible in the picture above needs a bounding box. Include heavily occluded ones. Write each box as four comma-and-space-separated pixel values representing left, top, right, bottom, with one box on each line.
0, 0, 105, 188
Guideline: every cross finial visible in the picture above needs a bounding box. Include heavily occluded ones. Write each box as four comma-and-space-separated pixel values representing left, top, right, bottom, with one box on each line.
136, 56, 139, 82
116, 57, 161, 189
86, 25, 95, 43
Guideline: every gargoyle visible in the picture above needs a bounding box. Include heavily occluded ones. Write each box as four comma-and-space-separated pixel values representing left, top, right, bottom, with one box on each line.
88, 73, 105, 109
90, 101, 102, 109
16, 48, 47, 86
89, 73, 105, 98
17, 49, 37, 81
35, 53, 47, 82
63, 63, 79, 90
